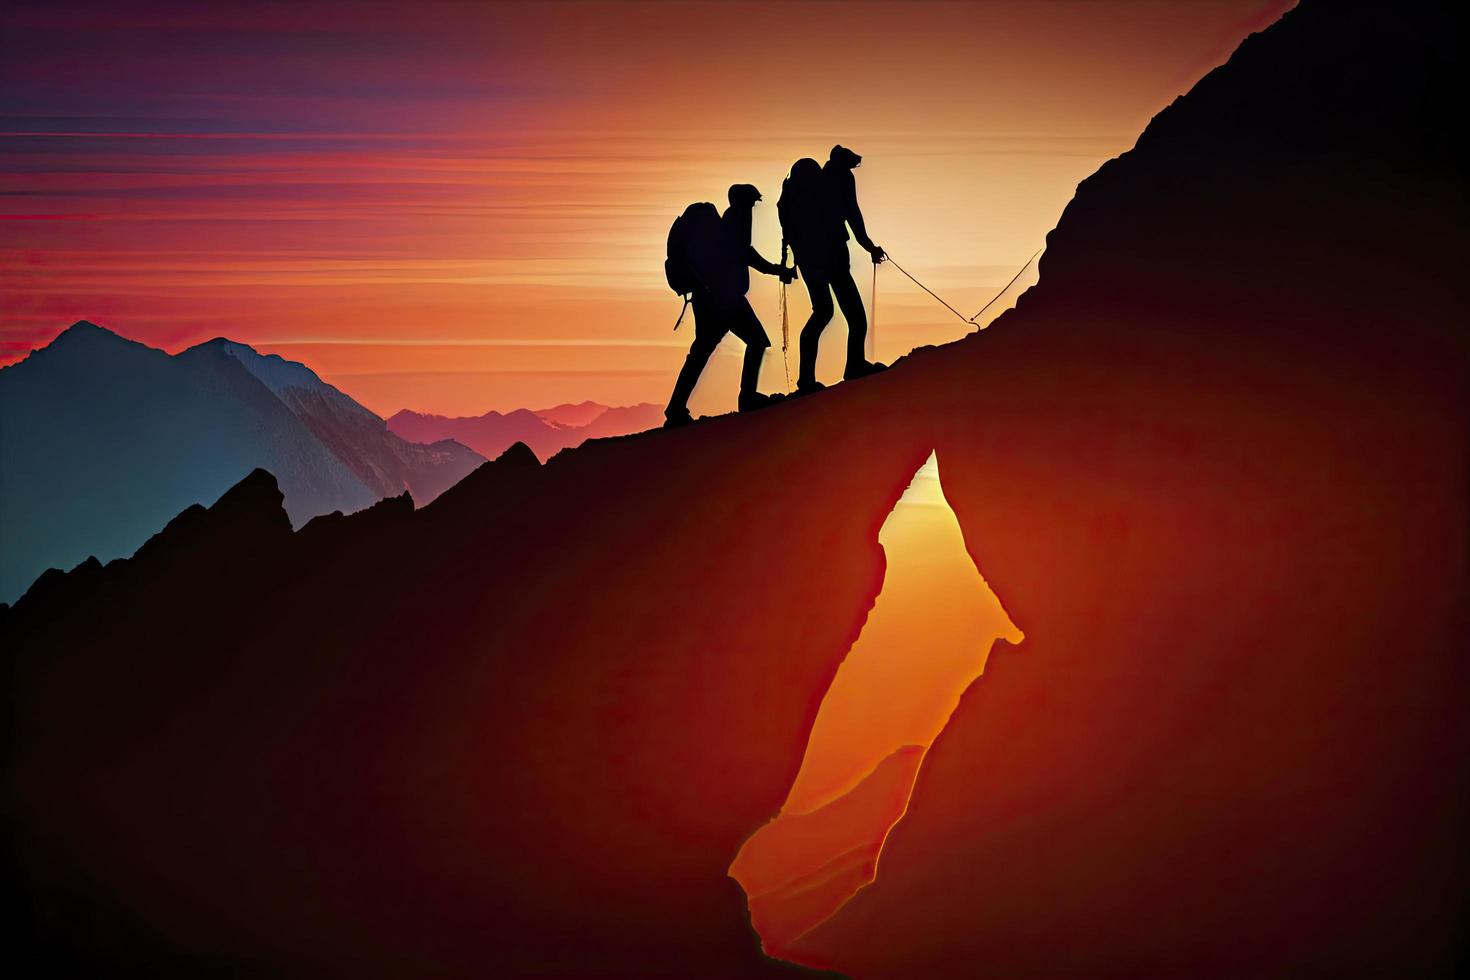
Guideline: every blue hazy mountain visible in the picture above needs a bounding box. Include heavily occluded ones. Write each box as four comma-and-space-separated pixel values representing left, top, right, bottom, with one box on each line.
0, 321, 482, 602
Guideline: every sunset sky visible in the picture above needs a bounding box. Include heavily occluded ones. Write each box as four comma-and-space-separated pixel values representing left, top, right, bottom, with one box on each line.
1, 0, 1291, 416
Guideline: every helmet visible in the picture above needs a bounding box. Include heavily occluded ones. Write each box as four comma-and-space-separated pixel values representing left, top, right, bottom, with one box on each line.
829, 144, 862, 168
728, 183, 763, 206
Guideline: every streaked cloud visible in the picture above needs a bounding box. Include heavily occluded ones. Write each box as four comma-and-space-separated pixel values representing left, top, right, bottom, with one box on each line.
0, 0, 1293, 413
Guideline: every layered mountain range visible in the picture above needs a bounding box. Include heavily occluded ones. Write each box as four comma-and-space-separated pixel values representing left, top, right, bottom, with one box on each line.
387, 401, 663, 462
5, 1, 1464, 976
0, 327, 483, 603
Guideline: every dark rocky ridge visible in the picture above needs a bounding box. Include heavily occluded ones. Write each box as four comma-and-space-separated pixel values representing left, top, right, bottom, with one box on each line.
0, 327, 483, 603
6, 402, 918, 977
788, 1, 1466, 975
4, 0, 1464, 975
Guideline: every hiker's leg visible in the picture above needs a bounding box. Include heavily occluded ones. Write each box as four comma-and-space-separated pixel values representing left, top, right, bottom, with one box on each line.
799, 269, 834, 385
666, 326, 721, 418
831, 267, 869, 373
728, 300, 772, 397
740, 343, 765, 397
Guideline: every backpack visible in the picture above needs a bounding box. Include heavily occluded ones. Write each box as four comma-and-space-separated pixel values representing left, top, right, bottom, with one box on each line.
665, 202, 720, 297
777, 158, 823, 257
665, 202, 724, 329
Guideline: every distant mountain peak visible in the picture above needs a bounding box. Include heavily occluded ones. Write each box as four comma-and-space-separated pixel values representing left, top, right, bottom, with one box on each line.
48, 319, 144, 351
1, 321, 483, 601
387, 401, 663, 463
534, 400, 611, 429
216, 466, 286, 514
0, 320, 160, 376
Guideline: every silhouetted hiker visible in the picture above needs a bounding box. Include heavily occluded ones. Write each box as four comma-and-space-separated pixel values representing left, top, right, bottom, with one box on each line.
663, 185, 796, 428
778, 146, 887, 394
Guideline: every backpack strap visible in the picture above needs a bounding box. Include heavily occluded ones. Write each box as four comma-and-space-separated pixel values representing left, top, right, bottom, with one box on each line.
672, 294, 691, 331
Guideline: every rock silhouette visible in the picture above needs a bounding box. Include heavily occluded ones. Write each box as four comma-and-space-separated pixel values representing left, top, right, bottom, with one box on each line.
786, 1, 1466, 976
0, 325, 482, 603
4, 1, 1464, 976
7, 417, 919, 977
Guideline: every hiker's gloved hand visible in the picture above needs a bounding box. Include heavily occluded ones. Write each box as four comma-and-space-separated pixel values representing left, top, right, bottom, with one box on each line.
869, 245, 887, 264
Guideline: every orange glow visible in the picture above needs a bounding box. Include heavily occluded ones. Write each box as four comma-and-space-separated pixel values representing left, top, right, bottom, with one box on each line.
731, 451, 1021, 954
786, 452, 1021, 814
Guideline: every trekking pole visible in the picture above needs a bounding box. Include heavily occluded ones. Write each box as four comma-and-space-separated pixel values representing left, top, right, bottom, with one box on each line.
870, 259, 878, 363
780, 240, 792, 392
779, 283, 791, 391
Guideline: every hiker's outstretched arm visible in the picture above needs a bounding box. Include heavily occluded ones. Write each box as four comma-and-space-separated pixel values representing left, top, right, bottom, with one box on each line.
747, 246, 783, 276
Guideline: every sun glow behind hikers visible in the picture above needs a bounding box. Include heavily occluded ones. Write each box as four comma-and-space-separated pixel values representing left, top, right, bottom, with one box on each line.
0, 0, 1293, 416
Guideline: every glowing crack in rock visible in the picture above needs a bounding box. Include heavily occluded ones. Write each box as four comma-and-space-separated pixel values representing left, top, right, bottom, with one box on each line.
731, 450, 1023, 958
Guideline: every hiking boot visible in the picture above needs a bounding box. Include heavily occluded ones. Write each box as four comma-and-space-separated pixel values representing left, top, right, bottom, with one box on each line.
795, 379, 826, 397
663, 408, 693, 429
843, 360, 888, 381
738, 391, 782, 413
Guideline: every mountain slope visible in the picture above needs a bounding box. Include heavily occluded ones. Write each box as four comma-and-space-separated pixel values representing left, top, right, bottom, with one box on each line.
198, 339, 481, 504
788, 1, 1465, 975
3, 1, 1463, 976
0, 325, 482, 602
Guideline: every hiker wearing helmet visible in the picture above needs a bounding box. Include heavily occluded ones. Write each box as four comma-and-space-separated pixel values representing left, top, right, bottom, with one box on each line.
662, 184, 796, 428
778, 145, 887, 394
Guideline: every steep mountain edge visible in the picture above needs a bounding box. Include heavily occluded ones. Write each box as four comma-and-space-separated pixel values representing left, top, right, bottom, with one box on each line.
788, 1, 1466, 975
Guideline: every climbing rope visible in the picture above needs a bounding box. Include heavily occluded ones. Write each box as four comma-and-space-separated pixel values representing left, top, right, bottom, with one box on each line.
778, 241, 794, 392
882, 255, 972, 324
779, 280, 792, 392
880, 248, 1043, 327
870, 260, 878, 362
969, 247, 1044, 324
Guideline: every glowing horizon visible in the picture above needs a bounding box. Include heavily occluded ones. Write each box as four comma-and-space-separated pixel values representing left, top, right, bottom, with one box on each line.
1, 0, 1293, 416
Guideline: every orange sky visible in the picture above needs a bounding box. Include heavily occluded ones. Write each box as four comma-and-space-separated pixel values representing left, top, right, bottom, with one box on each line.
1, 1, 1292, 415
